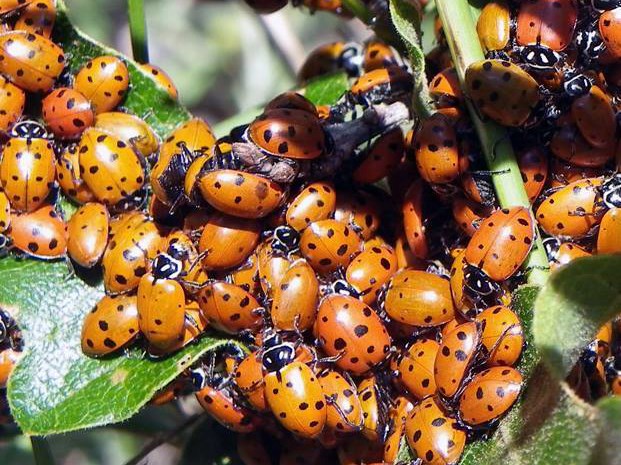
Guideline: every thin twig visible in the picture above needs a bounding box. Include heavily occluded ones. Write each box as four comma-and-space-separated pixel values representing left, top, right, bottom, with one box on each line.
256, 11, 304, 78
123, 414, 203, 465
31, 436, 55, 465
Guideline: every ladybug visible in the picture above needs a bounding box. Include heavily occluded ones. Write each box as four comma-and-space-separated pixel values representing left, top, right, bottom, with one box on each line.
198, 213, 261, 271
193, 365, 258, 433
160, 118, 216, 160
345, 244, 397, 305
265, 91, 318, 115
227, 252, 261, 295
393, 337, 439, 400
0, 76, 25, 132
458, 366, 523, 427
314, 294, 391, 375
0, 308, 19, 348
429, 67, 462, 108
404, 396, 466, 465
536, 178, 605, 238
199, 169, 286, 219
42, 87, 94, 139
81, 294, 139, 357
0, 0, 34, 15
605, 356, 621, 395
476, 1, 512, 53
0, 121, 55, 213
435, 321, 482, 400
363, 41, 399, 72
10, 205, 66, 259
271, 259, 319, 331
0, 191, 9, 233
476, 305, 524, 366
516, 0, 577, 51
197, 281, 262, 335
464, 207, 534, 282
248, 109, 326, 160
382, 270, 455, 327
402, 179, 428, 260
56, 145, 96, 204
0, 31, 65, 92
383, 396, 414, 464
74, 56, 129, 113
298, 41, 357, 81
137, 252, 188, 352
570, 85, 616, 149
349, 66, 412, 106
233, 349, 269, 412
261, 330, 327, 438
465, 59, 540, 127
162, 230, 209, 290
256, 239, 295, 293
461, 169, 496, 207
358, 374, 389, 442
516, 147, 548, 203
333, 189, 382, 240
66, 202, 109, 268
140, 63, 179, 100
0, 348, 21, 388
318, 369, 363, 433
14, 0, 55, 38
414, 112, 460, 184
462, 263, 508, 311
101, 214, 163, 295
94, 112, 159, 158
352, 127, 404, 185
597, 207, 621, 254
550, 123, 614, 168
452, 197, 492, 237
77, 128, 146, 207
300, 219, 362, 274
599, 8, 621, 60
148, 300, 208, 357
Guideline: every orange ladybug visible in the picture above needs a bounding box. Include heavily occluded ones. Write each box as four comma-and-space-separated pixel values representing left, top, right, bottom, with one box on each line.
300, 219, 362, 274
414, 112, 460, 184
66, 202, 109, 268
286, 181, 336, 231
345, 244, 397, 305
0, 76, 25, 132
9, 205, 66, 259
197, 281, 262, 335
42, 87, 94, 139
74, 56, 130, 113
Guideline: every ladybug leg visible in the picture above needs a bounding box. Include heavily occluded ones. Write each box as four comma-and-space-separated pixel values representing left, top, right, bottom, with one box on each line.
63, 255, 76, 281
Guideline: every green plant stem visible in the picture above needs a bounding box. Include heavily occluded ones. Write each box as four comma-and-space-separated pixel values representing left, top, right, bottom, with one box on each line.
31, 437, 55, 465
435, 0, 549, 286
127, 0, 149, 64
341, 0, 372, 23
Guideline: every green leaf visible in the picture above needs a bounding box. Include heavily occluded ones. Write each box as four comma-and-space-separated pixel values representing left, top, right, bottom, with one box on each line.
533, 256, 621, 380
303, 72, 349, 106
591, 397, 621, 465
54, 1, 191, 139
2, 4, 232, 435
2, 259, 233, 435
388, 0, 433, 118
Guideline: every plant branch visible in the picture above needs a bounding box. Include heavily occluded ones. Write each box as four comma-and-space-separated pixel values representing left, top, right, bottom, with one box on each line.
31, 436, 55, 465
341, 0, 372, 23
127, 0, 149, 64
435, 0, 549, 286
256, 11, 303, 78
123, 414, 203, 465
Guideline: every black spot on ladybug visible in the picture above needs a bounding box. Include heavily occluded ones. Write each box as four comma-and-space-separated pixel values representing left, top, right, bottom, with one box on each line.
334, 338, 347, 350
455, 349, 467, 361
103, 338, 116, 348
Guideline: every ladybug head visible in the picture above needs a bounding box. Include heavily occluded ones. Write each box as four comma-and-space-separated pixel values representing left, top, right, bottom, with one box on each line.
580, 341, 600, 376
167, 241, 190, 262
519, 45, 560, 71
330, 279, 360, 298
563, 73, 592, 98
262, 342, 296, 373
463, 265, 501, 298
575, 26, 606, 61
542, 236, 561, 262
605, 356, 621, 381
337, 42, 363, 77
272, 226, 300, 254
190, 367, 207, 390
0, 309, 14, 346
11, 120, 49, 139
602, 174, 621, 209
151, 253, 183, 280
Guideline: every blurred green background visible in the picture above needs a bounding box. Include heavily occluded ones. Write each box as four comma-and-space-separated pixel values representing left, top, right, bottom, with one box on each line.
0, 1, 369, 464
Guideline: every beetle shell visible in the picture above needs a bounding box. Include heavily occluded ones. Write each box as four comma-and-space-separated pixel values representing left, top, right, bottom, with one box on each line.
286, 181, 336, 231
81, 294, 139, 357
67, 202, 109, 268
346, 244, 397, 305
74, 56, 129, 113
14, 0, 56, 38
10, 205, 66, 259
571, 86, 616, 149
199, 169, 285, 219
599, 8, 621, 60
597, 208, 621, 254
300, 219, 362, 274
405, 397, 466, 465
249, 108, 325, 159
0, 31, 64, 92
358, 375, 386, 442
196, 383, 258, 433
264, 360, 327, 438
383, 396, 414, 463
42, 87, 94, 139
140, 63, 179, 100
197, 281, 262, 334
234, 350, 269, 412
0, 76, 24, 132
550, 124, 615, 168
517, 147, 548, 203
315, 294, 391, 375
383, 270, 455, 327
465, 207, 534, 282
458, 366, 522, 426
402, 180, 428, 260
353, 128, 404, 184
0, 348, 21, 388
476, 1, 511, 52
476, 305, 524, 366
94, 112, 159, 157
0, 190, 9, 233
318, 369, 363, 433
414, 113, 459, 184
435, 321, 482, 399
271, 259, 319, 331
516, 0, 577, 51
198, 213, 261, 271
394, 338, 439, 399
